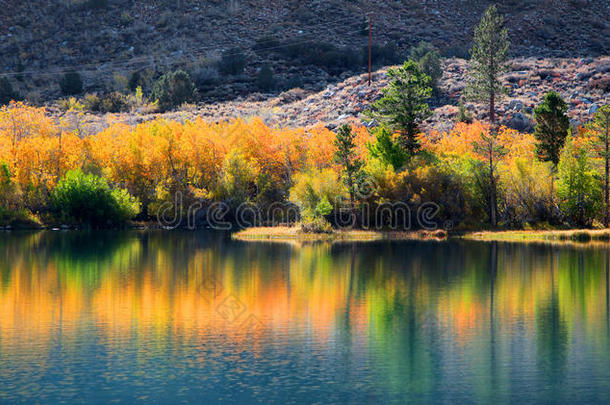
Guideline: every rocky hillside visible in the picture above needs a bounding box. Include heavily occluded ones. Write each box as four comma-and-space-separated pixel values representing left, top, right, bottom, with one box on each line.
63, 56, 609, 136
1, 0, 608, 101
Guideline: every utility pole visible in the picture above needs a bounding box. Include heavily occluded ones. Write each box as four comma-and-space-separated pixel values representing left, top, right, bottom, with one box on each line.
368, 14, 372, 86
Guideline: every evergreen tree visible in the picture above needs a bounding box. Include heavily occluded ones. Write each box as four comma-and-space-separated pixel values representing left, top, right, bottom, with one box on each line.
365, 61, 432, 155
334, 124, 363, 226
534, 91, 570, 167
465, 5, 510, 128
590, 105, 610, 227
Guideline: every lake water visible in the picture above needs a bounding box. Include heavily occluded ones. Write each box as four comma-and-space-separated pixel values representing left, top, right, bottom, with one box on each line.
1, 231, 610, 404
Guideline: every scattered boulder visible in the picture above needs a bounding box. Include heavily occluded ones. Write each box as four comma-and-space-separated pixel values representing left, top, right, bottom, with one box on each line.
508, 99, 524, 112
506, 113, 534, 132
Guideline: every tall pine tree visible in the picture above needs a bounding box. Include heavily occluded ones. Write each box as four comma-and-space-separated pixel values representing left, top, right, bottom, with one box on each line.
465, 4, 509, 226
365, 61, 431, 155
465, 4, 510, 129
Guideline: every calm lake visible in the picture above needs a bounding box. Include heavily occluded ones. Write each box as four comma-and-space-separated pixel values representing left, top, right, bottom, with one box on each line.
1, 231, 610, 404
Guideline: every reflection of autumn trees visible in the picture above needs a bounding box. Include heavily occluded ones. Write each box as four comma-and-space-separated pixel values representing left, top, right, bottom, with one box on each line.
2, 233, 610, 400
1, 234, 609, 348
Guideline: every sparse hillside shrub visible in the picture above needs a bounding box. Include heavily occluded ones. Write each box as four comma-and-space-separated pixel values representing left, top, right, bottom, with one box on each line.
60, 71, 83, 96
364, 43, 402, 68
50, 169, 140, 227
410, 42, 443, 90
280, 42, 359, 73
128, 70, 151, 92
285, 75, 304, 90
256, 65, 274, 92
85, 0, 108, 9
457, 101, 473, 124
218, 48, 247, 76
193, 66, 220, 88
443, 45, 470, 59
589, 77, 610, 93
254, 36, 280, 54
0, 78, 18, 105
151, 70, 197, 112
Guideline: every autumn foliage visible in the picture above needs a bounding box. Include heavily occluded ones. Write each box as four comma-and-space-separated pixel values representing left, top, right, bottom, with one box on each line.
0, 101, 608, 228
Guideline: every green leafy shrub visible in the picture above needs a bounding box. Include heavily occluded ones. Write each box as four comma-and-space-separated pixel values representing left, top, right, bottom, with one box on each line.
84, 92, 129, 113
50, 169, 140, 227
60, 71, 83, 95
289, 168, 345, 220
215, 150, 259, 205
151, 70, 197, 112
367, 127, 407, 170
556, 136, 601, 227
0, 161, 24, 218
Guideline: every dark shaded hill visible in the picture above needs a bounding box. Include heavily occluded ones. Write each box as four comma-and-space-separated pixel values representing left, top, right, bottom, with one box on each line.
1, 0, 608, 101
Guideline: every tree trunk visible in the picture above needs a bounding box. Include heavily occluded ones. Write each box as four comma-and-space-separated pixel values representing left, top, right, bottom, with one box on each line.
489, 145, 497, 227
604, 126, 610, 228
490, 92, 496, 130
345, 158, 357, 228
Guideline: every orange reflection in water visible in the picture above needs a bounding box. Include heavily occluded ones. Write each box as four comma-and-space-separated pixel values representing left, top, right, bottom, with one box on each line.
1, 232, 610, 357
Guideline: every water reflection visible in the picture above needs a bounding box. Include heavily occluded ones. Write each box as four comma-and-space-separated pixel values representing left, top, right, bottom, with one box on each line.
1, 231, 610, 403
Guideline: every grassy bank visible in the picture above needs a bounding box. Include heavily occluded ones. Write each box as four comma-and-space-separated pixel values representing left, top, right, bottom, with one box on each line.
462, 229, 610, 243
232, 227, 448, 242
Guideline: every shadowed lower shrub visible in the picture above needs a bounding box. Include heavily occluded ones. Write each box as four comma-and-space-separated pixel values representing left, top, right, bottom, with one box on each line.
151, 70, 197, 112
60, 71, 83, 96
0, 78, 19, 105
50, 170, 140, 227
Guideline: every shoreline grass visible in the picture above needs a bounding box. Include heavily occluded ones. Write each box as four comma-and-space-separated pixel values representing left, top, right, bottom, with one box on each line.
461, 229, 610, 244
232, 226, 448, 242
